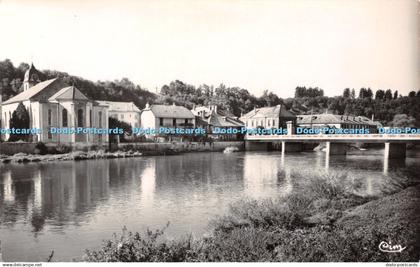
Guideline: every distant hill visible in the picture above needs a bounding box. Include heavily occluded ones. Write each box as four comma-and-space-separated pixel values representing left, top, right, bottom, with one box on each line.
0, 59, 156, 110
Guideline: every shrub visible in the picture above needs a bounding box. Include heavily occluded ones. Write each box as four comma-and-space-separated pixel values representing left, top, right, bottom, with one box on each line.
84, 226, 198, 262
55, 144, 72, 154
34, 142, 48, 155
82, 170, 419, 262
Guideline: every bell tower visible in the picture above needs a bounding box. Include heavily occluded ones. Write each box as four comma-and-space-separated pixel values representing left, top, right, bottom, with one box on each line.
23, 63, 46, 91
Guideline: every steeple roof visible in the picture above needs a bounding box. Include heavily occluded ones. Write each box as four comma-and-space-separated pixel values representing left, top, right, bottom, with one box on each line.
24, 63, 47, 83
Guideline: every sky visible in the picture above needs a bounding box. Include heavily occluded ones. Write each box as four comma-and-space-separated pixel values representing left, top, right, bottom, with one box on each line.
0, 0, 418, 97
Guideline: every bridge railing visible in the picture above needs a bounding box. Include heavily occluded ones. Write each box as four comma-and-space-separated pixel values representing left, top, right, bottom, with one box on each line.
244, 133, 420, 141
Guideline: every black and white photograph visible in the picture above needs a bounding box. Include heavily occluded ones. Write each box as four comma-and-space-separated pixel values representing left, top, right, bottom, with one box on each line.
0, 0, 419, 265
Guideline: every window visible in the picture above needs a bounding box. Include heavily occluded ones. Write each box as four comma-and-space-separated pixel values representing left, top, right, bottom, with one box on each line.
48, 109, 52, 125
89, 110, 92, 126
173, 118, 176, 126
268, 120, 270, 127
77, 109, 84, 127
47, 109, 52, 140
121, 114, 124, 119
98, 111, 102, 127
62, 109, 68, 127
159, 118, 163, 126
184, 119, 188, 125
272, 119, 276, 127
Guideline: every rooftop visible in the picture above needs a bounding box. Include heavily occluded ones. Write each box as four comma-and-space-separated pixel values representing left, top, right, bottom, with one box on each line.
297, 114, 380, 126
96, 101, 141, 112
49, 86, 89, 101
3, 78, 61, 104
240, 105, 296, 120
145, 104, 195, 119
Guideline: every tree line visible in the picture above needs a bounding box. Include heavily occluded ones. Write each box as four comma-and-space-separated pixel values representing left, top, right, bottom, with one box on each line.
1, 59, 419, 127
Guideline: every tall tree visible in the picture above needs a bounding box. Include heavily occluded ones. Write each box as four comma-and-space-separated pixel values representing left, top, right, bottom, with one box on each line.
350, 89, 356, 99
384, 89, 393, 100
8, 102, 30, 141
393, 90, 398, 99
342, 88, 350, 98
375, 89, 385, 100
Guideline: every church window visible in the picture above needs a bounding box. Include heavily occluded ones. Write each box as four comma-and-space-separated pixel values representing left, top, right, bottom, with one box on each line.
77, 109, 84, 127
89, 110, 92, 126
62, 109, 68, 127
48, 109, 52, 125
98, 111, 102, 127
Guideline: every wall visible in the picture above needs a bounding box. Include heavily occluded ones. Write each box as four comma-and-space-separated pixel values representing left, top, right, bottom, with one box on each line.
140, 110, 157, 129
0, 141, 244, 155
111, 110, 140, 128
0, 142, 38, 155
117, 141, 244, 153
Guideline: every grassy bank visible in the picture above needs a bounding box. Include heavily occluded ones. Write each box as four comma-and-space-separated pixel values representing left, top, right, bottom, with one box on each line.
82, 168, 420, 262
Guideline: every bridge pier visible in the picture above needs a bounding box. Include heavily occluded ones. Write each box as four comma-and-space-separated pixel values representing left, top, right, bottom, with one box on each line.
325, 142, 347, 155
245, 141, 268, 151
384, 142, 406, 159
282, 142, 303, 152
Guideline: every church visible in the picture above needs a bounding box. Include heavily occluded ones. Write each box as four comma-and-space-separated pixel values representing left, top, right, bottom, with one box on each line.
0, 64, 109, 144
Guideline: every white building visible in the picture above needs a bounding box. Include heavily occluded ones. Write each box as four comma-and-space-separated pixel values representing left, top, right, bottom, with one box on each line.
97, 101, 141, 128
296, 114, 381, 133
240, 105, 296, 131
140, 103, 195, 137
0, 64, 109, 144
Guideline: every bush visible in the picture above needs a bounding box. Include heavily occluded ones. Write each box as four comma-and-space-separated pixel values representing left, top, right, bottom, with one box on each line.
82, 170, 419, 262
34, 142, 48, 155
55, 144, 72, 154
84, 226, 197, 262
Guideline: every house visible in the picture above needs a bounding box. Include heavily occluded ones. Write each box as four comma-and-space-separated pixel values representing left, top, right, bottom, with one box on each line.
191, 105, 244, 140
96, 101, 141, 128
0, 64, 109, 144
140, 103, 196, 138
240, 105, 296, 134
296, 114, 381, 133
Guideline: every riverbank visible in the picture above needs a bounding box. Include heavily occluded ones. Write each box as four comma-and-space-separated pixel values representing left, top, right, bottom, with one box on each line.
0, 150, 143, 164
0, 141, 244, 163
82, 169, 420, 262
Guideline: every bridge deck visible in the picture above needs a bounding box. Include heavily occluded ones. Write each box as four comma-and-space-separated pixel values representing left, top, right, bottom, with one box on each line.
244, 134, 420, 143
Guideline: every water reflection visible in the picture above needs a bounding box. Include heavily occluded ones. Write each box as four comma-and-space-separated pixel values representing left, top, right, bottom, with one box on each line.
0, 151, 419, 261
243, 153, 282, 198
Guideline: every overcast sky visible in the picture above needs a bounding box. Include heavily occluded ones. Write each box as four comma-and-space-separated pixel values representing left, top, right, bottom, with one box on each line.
0, 0, 418, 97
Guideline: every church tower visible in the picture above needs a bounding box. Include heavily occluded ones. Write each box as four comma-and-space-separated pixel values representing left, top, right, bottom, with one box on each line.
23, 63, 46, 91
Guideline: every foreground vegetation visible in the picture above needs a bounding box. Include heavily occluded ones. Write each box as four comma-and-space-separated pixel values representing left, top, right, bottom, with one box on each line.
83, 168, 420, 262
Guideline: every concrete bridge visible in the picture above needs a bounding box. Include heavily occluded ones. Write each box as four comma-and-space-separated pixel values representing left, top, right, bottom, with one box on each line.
245, 134, 420, 158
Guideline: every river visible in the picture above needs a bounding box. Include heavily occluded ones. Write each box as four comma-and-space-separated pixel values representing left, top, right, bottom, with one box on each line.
0, 150, 419, 261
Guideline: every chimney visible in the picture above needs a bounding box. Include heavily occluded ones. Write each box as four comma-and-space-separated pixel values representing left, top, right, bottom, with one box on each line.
371, 114, 374, 121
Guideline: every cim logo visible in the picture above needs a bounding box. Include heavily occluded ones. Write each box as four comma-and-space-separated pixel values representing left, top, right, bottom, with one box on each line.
378, 241, 406, 253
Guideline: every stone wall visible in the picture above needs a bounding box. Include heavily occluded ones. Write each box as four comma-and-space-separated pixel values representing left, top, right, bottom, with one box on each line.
117, 141, 244, 153
0, 141, 244, 155
0, 142, 38, 155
